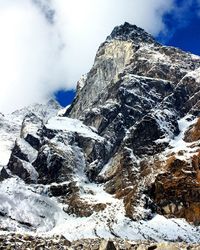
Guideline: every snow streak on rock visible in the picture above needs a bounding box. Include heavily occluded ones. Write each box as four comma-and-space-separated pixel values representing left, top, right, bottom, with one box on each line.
0, 23, 200, 243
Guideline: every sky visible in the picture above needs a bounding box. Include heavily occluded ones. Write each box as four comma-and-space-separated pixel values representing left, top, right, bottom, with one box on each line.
0, 0, 199, 113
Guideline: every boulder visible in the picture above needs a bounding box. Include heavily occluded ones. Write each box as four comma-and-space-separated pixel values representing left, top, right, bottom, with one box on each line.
99, 240, 116, 250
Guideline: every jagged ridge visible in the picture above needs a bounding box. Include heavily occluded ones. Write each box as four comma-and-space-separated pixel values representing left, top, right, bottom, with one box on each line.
0, 23, 200, 243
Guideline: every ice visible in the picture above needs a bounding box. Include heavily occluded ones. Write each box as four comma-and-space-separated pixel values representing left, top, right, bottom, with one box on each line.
0, 178, 63, 233
169, 115, 198, 155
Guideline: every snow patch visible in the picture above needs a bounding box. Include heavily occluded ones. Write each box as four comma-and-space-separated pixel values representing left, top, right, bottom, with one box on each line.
46, 117, 103, 140
169, 115, 198, 154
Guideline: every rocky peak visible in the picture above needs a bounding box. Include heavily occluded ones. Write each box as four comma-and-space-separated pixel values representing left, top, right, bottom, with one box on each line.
65, 23, 200, 229
107, 22, 158, 45
0, 23, 200, 244
67, 22, 200, 120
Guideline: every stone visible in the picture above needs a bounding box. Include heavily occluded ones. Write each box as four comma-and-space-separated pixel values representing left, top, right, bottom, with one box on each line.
7, 155, 33, 184
99, 240, 116, 250
0, 167, 10, 181
156, 243, 181, 250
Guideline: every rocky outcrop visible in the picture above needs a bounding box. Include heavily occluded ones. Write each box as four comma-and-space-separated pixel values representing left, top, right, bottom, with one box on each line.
0, 167, 10, 181
7, 155, 36, 184
20, 113, 43, 150
150, 153, 200, 225
66, 195, 107, 217
6, 139, 38, 183
33, 143, 74, 184
67, 23, 200, 120
0, 22, 200, 242
64, 23, 200, 226
184, 118, 200, 142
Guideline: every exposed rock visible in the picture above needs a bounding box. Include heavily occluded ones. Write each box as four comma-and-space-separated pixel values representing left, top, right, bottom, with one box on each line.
49, 181, 108, 218
99, 240, 116, 250
33, 144, 74, 184
49, 183, 70, 197
20, 113, 43, 150
107, 22, 157, 44
66, 194, 107, 217
7, 155, 38, 184
0, 167, 10, 181
11, 140, 29, 162
184, 118, 200, 142
150, 153, 200, 224
0, 22, 200, 242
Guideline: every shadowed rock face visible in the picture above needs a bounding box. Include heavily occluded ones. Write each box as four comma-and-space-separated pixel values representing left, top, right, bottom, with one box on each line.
0, 167, 10, 182
7, 155, 33, 184
0, 23, 200, 240
65, 22, 200, 224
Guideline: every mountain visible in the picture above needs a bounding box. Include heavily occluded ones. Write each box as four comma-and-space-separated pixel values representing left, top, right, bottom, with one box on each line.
0, 22, 200, 247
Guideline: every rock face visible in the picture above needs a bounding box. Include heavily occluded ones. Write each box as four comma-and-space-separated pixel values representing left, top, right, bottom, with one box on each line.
184, 117, 200, 142
66, 22, 200, 225
0, 22, 200, 243
151, 154, 200, 225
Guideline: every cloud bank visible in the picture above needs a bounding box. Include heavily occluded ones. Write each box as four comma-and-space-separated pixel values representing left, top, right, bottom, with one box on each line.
0, 0, 196, 113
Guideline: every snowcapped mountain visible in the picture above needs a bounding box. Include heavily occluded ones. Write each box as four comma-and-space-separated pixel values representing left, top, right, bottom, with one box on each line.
0, 22, 200, 246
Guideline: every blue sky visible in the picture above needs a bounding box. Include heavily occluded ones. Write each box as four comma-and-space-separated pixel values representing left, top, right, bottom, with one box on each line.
55, 0, 200, 107
0, 0, 199, 113
54, 89, 76, 107
163, 0, 200, 55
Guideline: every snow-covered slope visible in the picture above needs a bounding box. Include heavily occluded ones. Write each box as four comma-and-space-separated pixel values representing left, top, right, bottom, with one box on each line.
0, 23, 200, 244
0, 100, 60, 166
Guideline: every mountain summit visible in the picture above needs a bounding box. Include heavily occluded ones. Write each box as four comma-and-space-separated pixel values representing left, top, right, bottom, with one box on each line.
107, 22, 158, 44
0, 23, 200, 247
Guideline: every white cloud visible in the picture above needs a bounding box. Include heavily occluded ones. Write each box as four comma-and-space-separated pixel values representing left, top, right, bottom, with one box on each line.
0, 0, 179, 113
52, 0, 176, 86
0, 0, 67, 113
